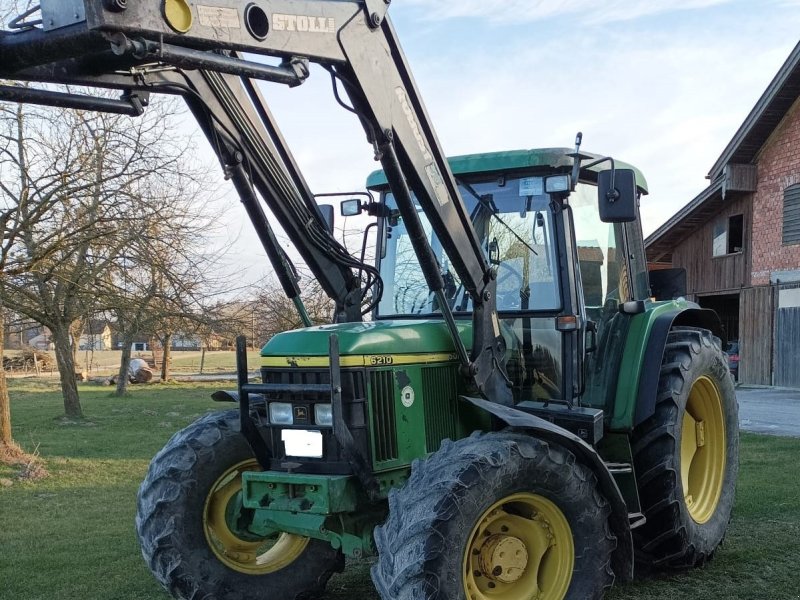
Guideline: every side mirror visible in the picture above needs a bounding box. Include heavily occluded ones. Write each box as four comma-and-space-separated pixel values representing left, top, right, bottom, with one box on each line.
318, 204, 335, 234
597, 168, 637, 223
340, 199, 363, 217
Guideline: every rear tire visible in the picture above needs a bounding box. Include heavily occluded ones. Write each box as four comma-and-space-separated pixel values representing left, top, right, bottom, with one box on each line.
631, 327, 739, 569
136, 410, 343, 600
372, 431, 616, 600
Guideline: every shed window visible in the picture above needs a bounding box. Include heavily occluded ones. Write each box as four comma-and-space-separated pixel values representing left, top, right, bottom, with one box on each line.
728, 214, 743, 253
784, 184, 800, 244
712, 214, 744, 257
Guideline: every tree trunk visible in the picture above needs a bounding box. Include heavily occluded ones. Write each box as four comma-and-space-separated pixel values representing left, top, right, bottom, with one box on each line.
70, 320, 82, 371
199, 347, 206, 375
0, 304, 13, 446
161, 333, 172, 381
51, 323, 83, 418
115, 337, 133, 397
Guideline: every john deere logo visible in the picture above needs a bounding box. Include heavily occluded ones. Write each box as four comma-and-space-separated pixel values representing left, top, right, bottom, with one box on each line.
293, 406, 309, 421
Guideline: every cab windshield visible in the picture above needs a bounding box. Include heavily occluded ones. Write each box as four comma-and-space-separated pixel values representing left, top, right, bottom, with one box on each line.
377, 176, 562, 317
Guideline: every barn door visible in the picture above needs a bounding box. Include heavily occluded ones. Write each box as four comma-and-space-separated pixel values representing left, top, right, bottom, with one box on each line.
774, 307, 800, 388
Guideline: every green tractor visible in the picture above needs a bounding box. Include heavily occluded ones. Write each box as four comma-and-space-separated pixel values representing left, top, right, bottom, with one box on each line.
136, 147, 738, 599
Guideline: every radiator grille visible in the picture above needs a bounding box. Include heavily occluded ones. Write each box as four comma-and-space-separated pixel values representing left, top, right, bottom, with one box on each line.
260, 368, 365, 402
369, 370, 398, 462
422, 366, 459, 452
257, 367, 369, 474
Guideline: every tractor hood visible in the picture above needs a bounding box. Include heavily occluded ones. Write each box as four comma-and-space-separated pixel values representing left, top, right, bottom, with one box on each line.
261, 319, 472, 367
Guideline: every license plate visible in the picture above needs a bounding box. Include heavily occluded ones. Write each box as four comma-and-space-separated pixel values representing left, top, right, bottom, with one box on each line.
281, 429, 323, 458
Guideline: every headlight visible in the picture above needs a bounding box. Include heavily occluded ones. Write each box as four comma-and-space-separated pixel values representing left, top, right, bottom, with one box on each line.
314, 403, 333, 426
269, 402, 293, 425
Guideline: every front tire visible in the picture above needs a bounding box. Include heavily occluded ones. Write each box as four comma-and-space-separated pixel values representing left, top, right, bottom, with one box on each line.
372, 431, 616, 600
631, 327, 739, 568
135, 410, 343, 600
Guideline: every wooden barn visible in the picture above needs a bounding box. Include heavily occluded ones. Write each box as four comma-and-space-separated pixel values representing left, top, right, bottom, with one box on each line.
646, 41, 800, 387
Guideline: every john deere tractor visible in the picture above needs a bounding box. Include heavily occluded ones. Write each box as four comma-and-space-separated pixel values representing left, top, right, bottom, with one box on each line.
0, 1, 737, 599
134, 145, 737, 600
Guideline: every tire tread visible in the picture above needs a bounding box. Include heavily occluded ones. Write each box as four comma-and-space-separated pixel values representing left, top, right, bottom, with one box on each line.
135, 410, 343, 600
372, 431, 615, 600
631, 327, 738, 570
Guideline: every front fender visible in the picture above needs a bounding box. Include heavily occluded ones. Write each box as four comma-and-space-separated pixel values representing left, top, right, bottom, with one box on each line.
461, 395, 634, 583
631, 306, 725, 427
211, 390, 265, 404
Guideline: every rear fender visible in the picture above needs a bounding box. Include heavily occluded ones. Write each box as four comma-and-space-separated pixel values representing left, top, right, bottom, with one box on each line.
211, 390, 238, 402
461, 395, 634, 583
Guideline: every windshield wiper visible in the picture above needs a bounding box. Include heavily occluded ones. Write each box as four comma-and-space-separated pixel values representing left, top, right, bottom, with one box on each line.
457, 179, 538, 257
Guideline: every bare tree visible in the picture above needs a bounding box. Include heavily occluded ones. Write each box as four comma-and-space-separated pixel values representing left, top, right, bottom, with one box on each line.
0, 0, 25, 455
0, 94, 209, 417
97, 174, 221, 393
0, 302, 17, 457
250, 274, 334, 345
0, 108, 33, 458
78, 102, 238, 392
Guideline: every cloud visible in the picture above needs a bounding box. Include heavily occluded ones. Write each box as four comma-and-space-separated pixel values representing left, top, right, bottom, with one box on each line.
389, 10, 798, 235
403, 0, 736, 24
193, 0, 799, 282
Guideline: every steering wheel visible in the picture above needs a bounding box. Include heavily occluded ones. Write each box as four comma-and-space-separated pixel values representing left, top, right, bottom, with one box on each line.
399, 283, 433, 314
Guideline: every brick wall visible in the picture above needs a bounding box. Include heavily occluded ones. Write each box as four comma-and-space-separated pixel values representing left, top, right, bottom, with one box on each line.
751, 95, 800, 285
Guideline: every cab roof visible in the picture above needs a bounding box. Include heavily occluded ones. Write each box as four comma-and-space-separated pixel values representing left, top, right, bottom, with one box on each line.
366, 147, 648, 193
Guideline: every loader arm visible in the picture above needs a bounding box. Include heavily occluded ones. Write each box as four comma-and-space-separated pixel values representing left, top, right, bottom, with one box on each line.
0, 0, 512, 405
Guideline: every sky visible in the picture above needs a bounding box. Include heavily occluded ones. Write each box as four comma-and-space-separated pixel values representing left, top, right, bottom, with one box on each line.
207, 0, 800, 285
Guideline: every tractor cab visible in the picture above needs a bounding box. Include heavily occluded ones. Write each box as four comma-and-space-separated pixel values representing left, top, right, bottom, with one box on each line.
360, 148, 651, 410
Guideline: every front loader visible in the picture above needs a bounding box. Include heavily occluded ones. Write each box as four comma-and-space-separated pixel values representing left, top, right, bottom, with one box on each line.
0, 2, 738, 599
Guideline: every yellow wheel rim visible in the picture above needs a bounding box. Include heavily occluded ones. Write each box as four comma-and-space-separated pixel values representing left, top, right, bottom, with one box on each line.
681, 375, 727, 524
203, 459, 309, 574
463, 493, 573, 600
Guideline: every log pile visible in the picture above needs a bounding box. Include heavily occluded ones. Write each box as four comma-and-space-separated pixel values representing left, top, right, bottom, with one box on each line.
2, 348, 54, 372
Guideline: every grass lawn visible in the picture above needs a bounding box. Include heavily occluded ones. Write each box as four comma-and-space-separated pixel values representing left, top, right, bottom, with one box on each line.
1, 379, 799, 600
